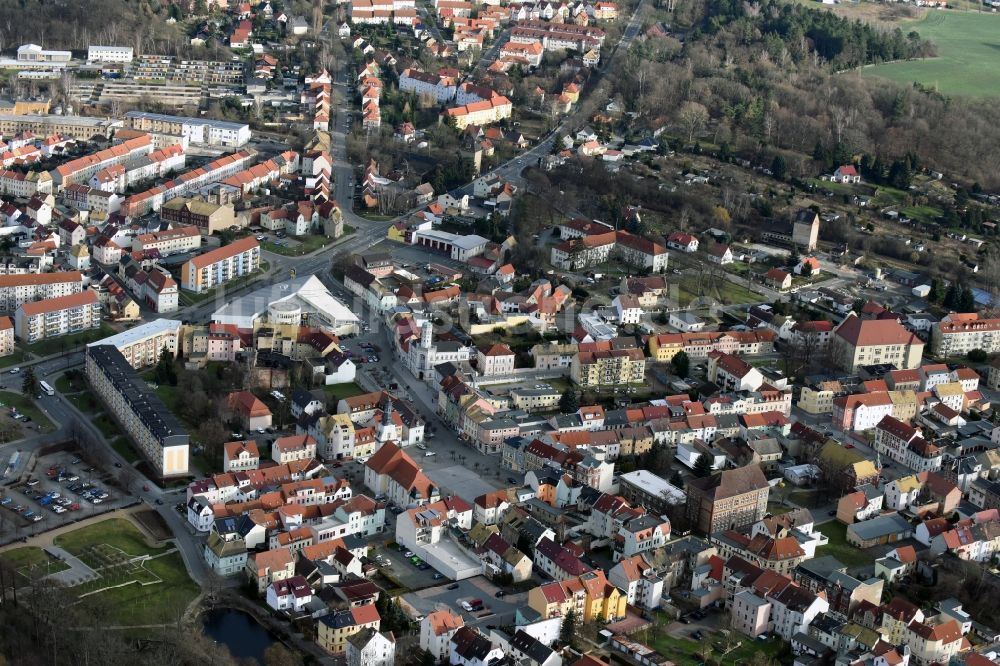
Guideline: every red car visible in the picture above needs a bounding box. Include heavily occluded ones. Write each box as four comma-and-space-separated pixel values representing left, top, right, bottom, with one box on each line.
844, 444, 855, 449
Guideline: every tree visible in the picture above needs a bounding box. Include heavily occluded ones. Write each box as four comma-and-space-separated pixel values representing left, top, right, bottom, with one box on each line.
152, 347, 177, 386
693, 453, 714, 478
561, 608, 579, 646
801, 261, 813, 277
21, 367, 38, 397
968, 349, 988, 363
669, 469, 685, 488
771, 154, 787, 181
929, 277, 945, 303
959, 287, 977, 313
559, 388, 579, 414
677, 102, 708, 144
671, 351, 690, 379
943, 284, 960, 310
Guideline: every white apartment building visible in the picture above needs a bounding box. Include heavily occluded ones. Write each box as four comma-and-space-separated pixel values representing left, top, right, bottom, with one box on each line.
181, 236, 260, 293
132, 225, 202, 255
87, 318, 183, 369
0, 271, 82, 312
14, 290, 101, 343
398, 69, 457, 104
87, 45, 134, 63
932, 313, 1000, 356
124, 111, 251, 147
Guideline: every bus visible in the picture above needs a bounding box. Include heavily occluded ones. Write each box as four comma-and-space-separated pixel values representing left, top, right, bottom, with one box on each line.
39, 381, 54, 396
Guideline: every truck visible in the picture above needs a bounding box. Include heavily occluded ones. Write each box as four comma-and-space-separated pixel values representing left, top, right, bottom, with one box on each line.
469, 598, 484, 611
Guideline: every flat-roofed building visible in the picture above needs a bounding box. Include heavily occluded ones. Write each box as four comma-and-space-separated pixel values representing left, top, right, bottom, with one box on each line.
181, 236, 260, 293
14, 290, 101, 342
124, 111, 251, 147
87, 45, 134, 63
86, 345, 189, 477
0, 114, 121, 138
87, 318, 183, 369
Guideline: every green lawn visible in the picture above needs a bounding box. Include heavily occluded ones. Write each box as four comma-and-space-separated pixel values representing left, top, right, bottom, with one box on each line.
863, 11, 1000, 97
0, 546, 70, 577
66, 392, 99, 412
815, 520, 873, 568
0, 351, 26, 370
900, 204, 942, 224
0, 391, 54, 432
263, 234, 334, 256
93, 413, 120, 439
50, 519, 198, 624
54, 518, 169, 559
109, 436, 140, 464
23, 323, 115, 357
55, 375, 76, 394
321, 382, 367, 401
80, 551, 199, 625
677, 275, 760, 307
808, 177, 858, 195
643, 625, 788, 665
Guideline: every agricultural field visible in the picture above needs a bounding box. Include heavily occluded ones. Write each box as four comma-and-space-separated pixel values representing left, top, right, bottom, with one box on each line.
862, 11, 1000, 97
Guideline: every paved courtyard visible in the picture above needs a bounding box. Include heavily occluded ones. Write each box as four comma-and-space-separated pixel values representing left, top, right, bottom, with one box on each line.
425, 465, 496, 500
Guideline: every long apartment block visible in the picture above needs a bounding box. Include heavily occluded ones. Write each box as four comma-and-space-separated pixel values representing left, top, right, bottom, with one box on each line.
181, 236, 260, 293
86, 345, 189, 477
0, 271, 83, 312
14, 289, 101, 343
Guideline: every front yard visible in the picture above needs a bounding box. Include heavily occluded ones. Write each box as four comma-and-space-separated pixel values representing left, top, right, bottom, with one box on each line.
321, 382, 367, 401
22, 323, 116, 357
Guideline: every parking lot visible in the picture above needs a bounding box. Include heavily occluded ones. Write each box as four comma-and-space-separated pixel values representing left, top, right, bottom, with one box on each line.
0, 448, 133, 542
402, 576, 527, 627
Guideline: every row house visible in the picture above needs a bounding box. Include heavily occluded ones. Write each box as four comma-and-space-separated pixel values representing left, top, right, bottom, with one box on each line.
873, 415, 943, 472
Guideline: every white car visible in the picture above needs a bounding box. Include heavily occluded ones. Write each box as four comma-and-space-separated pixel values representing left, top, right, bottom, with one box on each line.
9, 368, 19, 374
424, 451, 436, 457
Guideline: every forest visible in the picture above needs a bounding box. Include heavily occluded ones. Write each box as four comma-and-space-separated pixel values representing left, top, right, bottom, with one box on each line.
613, 0, 1000, 189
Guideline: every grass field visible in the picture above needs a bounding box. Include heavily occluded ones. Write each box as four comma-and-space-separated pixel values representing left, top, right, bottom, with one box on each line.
0, 547, 70, 577
676, 275, 760, 307
815, 521, 872, 567
54, 518, 169, 558
23, 323, 116, 357
0, 391, 54, 432
863, 11, 1000, 97
641, 624, 788, 665
321, 382, 367, 401
53, 519, 198, 625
